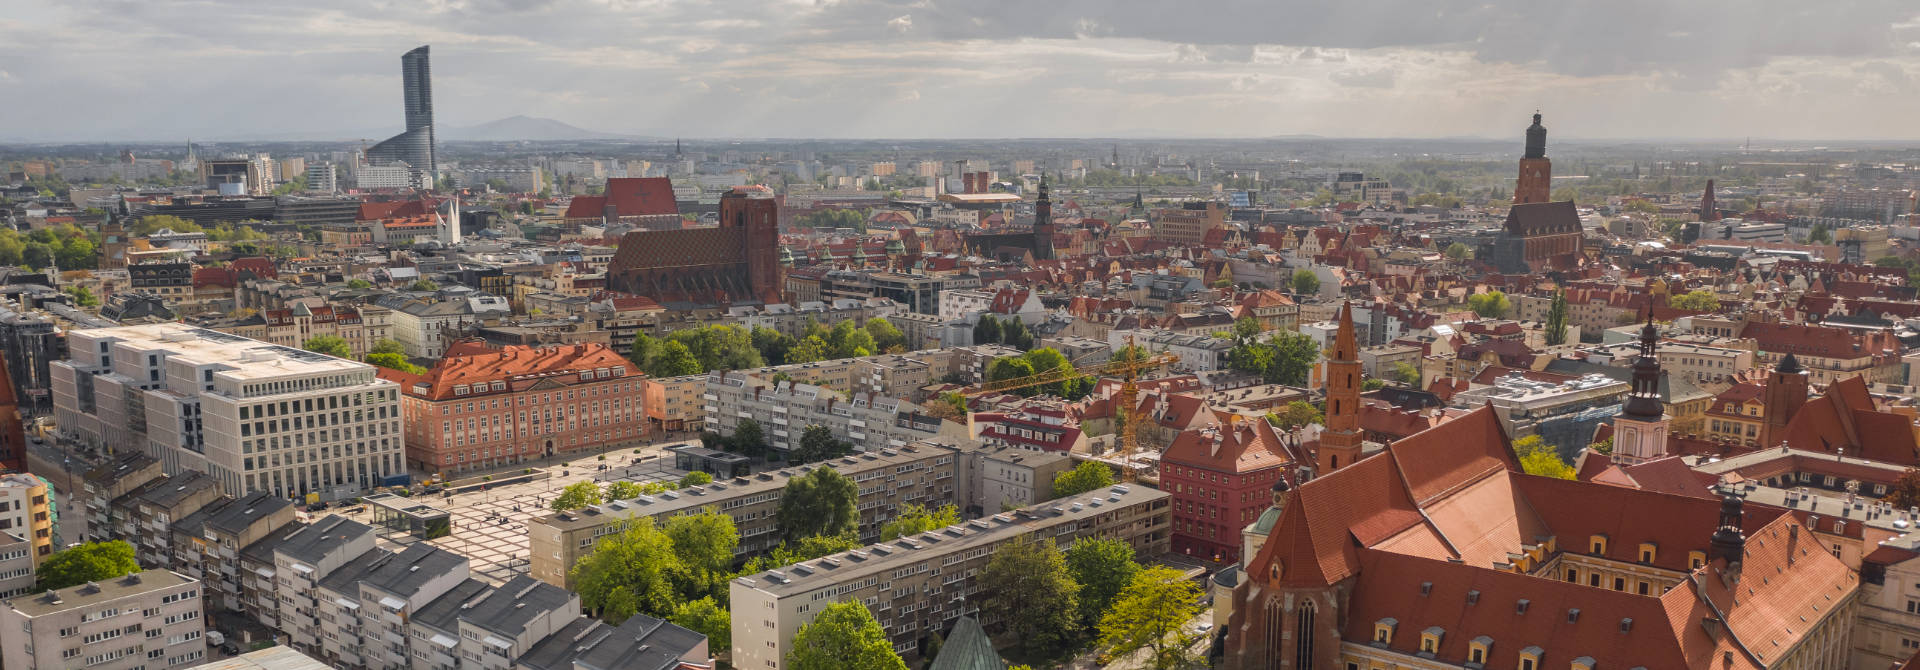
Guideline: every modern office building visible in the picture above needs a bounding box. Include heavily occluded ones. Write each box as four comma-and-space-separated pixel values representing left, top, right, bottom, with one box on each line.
51, 323, 405, 500
365, 45, 436, 189
303, 163, 338, 194
729, 485, 1171, 667
0, 570, 208, 670
529, 441, 963, 588
701, 370, 964, 456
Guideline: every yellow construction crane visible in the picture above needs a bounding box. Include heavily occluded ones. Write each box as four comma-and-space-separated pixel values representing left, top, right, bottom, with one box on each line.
962, 338, 1176, 482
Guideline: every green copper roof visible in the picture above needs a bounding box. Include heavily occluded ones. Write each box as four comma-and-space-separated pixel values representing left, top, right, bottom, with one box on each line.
928, 616, 1005, 670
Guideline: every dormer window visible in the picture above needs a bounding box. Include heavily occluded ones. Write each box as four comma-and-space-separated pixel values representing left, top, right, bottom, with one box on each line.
1589, 534, 1608, 555
1373, 618, 1397, 644
1419, 627, 1444, 654
1518, 646, 1544, 670
1689, 550, 1707, 570
1571, 656, 1596, 670
1469, 636, 1493, 665
1638, 542, 1657, 564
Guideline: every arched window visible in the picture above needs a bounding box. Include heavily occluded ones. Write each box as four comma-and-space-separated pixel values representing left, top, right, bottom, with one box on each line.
1294, 597, 1316, 668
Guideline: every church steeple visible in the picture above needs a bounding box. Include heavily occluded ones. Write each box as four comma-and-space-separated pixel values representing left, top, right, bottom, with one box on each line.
1317, 302, 1363, 473
1033, 174, 1054, 261
1610, 304, 1672, 465
1514, 111, 1553, 205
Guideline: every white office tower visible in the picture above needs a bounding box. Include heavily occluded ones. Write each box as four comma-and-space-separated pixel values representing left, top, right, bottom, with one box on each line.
305, 162, 338, 193
51, 323, 404, 501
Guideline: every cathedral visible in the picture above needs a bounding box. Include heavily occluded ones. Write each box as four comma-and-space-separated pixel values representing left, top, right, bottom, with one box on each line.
1489, 113, 1585, 274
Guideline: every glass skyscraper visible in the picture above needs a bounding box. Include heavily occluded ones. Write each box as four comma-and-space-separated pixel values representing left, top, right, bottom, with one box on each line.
366, 45, 436, 188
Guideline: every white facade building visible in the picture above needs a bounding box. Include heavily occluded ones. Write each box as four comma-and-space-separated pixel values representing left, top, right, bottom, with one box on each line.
51, 324, 404, 500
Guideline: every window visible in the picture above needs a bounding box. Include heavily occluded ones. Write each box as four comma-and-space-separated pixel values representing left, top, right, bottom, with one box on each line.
1637, 542, 1656, 563
1589, 534, 1607, 555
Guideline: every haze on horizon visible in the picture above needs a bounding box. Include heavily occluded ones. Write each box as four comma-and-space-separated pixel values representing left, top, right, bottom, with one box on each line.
4, 0, 1920, 143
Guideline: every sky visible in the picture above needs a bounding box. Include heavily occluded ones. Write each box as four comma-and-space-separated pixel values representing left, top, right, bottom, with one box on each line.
5, 0, 1920, 142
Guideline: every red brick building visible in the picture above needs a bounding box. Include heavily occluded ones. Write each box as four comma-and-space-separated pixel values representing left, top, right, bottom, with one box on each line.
379, 341, 646, 474
1161, 414, 1296, 563
0, 354, 24, 472
606, 185, 783, 305
562, 177, 682, 230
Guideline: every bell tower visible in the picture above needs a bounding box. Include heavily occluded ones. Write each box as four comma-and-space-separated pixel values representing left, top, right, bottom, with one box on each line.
1317, 302, 1363, 472
1611, 308, 1670, 465
1514, 112, 1553, 205
1759, 353, 1808, 448
1033, 174, 1055, 261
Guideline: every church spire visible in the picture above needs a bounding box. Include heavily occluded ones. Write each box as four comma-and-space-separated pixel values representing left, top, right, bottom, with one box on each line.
1317, 302, 1363, 473
1524, 112, 1547, 159
1623, 304, 1664, 420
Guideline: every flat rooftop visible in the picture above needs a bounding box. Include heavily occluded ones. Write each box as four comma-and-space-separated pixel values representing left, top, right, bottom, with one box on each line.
734, 485, 1168, 599
6, 570, 194, 617
188, 646, 334, 670
76, 322, 373, 379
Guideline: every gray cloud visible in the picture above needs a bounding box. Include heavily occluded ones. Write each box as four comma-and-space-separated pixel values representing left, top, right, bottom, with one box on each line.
2, 1, 1920, 140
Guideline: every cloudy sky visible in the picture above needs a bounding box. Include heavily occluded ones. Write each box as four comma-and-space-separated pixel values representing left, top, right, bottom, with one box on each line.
4, 0, 1920, 141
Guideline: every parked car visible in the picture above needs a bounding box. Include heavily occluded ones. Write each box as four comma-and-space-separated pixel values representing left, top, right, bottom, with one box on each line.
221, 643, 240, 656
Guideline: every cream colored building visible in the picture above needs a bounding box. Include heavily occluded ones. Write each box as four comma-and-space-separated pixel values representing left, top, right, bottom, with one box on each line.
0, 570, 207, 670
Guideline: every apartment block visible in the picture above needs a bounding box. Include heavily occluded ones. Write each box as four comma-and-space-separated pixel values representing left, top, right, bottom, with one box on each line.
409, 575, 579, 670
0, 534, 35, 597
275, 515, 379, 653
641, 373, 707, 434
965, 444, 1073, 516
513, 613, 708, 670
52, 324, 405, 500
730, 485, 1171, 667
313, 544, 471, 670
702, 371, 965, 456
78, 454, 165, 543
0, 570, 207, 670
167, 491, 296, 612
529, 441, 964, 588
112, 471, 223, 569
0, 473, 53, 563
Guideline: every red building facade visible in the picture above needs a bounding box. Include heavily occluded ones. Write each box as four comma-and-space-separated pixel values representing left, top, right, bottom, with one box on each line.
1161, 414, 1295, 563
380, 341, 647, 474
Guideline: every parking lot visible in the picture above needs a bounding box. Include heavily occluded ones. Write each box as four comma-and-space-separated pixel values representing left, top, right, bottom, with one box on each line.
321, 442, 698, 584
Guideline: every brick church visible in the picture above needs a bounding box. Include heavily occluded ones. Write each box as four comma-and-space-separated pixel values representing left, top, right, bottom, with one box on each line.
606, 185, 784, 306
1489, 113, 1586, 274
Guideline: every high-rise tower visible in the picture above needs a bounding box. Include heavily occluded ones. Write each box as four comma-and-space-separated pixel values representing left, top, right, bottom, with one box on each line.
1317, 302, 1363, 473
1611, 309, 1670, 465
1514, 112, 1552, 205
1033, 175, 1055, 261
366, 45, 437, 189
1700, 179, 1721, 222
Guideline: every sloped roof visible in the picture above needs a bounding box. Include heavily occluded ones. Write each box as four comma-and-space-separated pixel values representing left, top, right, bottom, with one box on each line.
563, 177, 677, 219
927, 616, 1005, 670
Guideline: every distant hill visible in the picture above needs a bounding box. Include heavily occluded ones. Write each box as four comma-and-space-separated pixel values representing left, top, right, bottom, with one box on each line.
443, 115, 633, 141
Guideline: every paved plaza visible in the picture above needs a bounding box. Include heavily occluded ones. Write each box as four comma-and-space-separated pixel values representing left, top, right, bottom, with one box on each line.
322, 441, 700, 584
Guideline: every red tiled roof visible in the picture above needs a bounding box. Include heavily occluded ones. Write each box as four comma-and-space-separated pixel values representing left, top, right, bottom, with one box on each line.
357, 198, 435, 221
563, 177, 677, 219
380, 341, 637, 401
1781, 375, 1920, 463
1163, 415, 1291, 474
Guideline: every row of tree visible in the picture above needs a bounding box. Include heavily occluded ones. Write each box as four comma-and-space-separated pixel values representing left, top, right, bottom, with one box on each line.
1225, 317, 1320, 386
301, 337, 427, 374
972, 314, 1034, 350
632, 318, 909, 379
0, 224, 97, 271
984, 347, 1095, 399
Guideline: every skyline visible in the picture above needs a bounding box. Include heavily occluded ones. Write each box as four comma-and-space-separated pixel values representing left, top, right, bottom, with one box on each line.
4, 1, 1920, 142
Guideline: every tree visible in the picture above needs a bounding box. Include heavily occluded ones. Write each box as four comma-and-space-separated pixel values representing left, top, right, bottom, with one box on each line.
667, 325, 763, 371
1065, 538, 1139, 628
670, 598, 731, 657
1545, 290, 1570, 346
1231, 316, 1263, 344
1098, 567, 1206, 670
752, 326, 797, 366
1362, 377, 1386, 391
302, 335, 351, 359
1002, 318, 1034, 350
1807, 222, 1832, 244
665, 507, 739, 601
1588, 436, 1614, 456
1468, 291, 1511, 319
1289, 269, 1319, 295
1443, 242, 1471, 264
679, 471, 714, 487
649, 341, 704, 377
366, 352, 426, 375
21, 242, 52, 270
830, 320, 877, 358
865, 318, 906, 352
973, 314, 1003, 345
987, 356, 1036, 388
346, 279, 373, 289
551, 481, 604, 511
879, 503, 960, 540
1268, 400, 1323, 431
1513, 435, 1575, 480
979, 537, 1081, 661
369, 339, 405, 356
603, 481, 645, 500
571, 518, 684, 623
745, 533, 863, 573
1889, 467, 1920, 510
630, 333, 662, 371
1052, 461, 1115, 498
1388, 361, 1422, 386
63, 285, 99, 307
728, 418, 766, 458
793, 424, 852, 464
36, 541, 139, 591
787, 335, 832, 364
1669, 290, 1721, 312
786, 601, 907, 670
409, 279, 439, 292
55, 238, 95, 269
1264, 331, 1320, 386
777, 466, 859, 541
